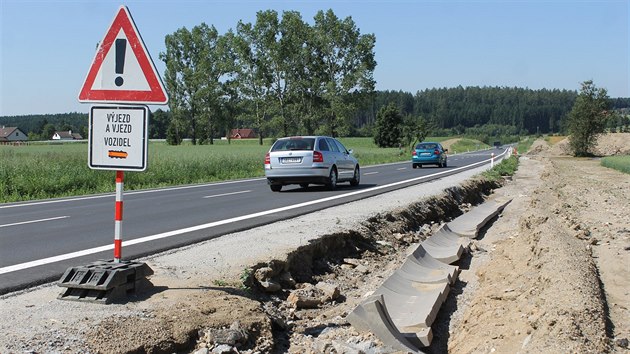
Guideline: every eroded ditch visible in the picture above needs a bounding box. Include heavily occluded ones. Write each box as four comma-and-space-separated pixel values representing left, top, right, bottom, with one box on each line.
86, 177, 502, 353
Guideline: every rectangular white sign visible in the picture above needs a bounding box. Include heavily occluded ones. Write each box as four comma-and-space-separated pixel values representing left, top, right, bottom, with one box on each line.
89, 105, 149, 171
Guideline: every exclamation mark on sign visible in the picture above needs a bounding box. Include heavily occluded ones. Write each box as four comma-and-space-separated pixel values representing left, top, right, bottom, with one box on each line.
115, 38, 126, 87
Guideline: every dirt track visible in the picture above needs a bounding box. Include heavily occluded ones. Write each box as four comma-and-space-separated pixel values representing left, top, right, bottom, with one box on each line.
1, 135, 629, 353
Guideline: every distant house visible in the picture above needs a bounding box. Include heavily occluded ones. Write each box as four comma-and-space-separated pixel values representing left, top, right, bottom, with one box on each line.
0, 126, 27, 142
230, 128, 257, 139
52, 130, 83, 140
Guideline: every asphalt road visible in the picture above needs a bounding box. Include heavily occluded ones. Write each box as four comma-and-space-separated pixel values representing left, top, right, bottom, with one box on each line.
0, 149, 504, 294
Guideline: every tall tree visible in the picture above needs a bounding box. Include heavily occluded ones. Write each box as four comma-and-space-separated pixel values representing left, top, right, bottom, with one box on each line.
373, 103, 402, 148
567, 80, 611, 156
161, 23, 225, 145
232, 19, 273, 144
194, 24, 228, 145
218, 33, 241, 144
273, 11, 310, 136
42, 123, 56, 141
247, 10, 292, 136
161, 26, 197, 144
150, 109, 171, 139
283, 12, 323, 135
310, 9, 376, 136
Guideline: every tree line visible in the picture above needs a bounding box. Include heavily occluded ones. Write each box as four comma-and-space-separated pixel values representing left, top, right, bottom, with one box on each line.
160, 9, 376, 145
0, 111, 168, 141
0, 113, 87, 141
363, 86, 579, 136
3, 86, 629, 142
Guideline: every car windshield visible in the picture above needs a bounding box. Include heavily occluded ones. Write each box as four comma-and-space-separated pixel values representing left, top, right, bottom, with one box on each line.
416, 143, 437, 150
271, 138, 315, 151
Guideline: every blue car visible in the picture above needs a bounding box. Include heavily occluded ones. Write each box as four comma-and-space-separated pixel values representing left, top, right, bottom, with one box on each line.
412, 142, 448, 168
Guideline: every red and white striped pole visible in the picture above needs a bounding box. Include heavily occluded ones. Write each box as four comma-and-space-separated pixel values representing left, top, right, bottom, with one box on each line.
114, 170, 124, 262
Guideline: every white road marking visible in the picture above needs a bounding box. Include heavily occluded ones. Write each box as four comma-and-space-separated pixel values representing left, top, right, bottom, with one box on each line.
0, 152, 507, 275
204, 190, 251, 199
397, 167, 407, 171
0, 216, 69, 228
364, 171, 379, 175
0, 178, 266, 209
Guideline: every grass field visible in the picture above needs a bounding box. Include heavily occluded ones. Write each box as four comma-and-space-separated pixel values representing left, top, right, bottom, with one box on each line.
601, 155, 630, 174
0, 138, 403, 203
448, 138, 490, 153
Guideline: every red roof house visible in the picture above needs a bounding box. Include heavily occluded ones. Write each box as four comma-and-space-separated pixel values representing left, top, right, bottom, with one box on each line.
230, 128, 257, 139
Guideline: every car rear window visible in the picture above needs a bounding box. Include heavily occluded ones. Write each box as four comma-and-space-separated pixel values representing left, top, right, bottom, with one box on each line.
318, 139, 330, 151
271, 138, 315, 151
416, 143, 437, 150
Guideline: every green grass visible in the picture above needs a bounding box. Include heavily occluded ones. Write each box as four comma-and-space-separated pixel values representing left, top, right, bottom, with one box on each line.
482, 155, 519, 181
0, 136, 513, 203
339, 137, 407, 165
0, 140, 269, 203
449, 138, 490, 153
516, 136, 536, 154
601, 155, 630, 174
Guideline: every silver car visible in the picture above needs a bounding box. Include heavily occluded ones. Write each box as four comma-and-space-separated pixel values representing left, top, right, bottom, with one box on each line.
264, 136, 360, 192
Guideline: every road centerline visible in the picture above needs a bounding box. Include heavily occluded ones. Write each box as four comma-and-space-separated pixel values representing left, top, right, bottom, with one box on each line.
203, 190, 251, 199
0, 216, 70, 228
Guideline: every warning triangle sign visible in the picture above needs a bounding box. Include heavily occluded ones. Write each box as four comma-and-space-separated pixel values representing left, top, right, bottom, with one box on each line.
78, 6, 168, 104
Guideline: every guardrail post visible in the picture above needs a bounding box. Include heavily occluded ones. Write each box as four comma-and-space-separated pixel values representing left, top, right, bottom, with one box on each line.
491, 153, 495, 168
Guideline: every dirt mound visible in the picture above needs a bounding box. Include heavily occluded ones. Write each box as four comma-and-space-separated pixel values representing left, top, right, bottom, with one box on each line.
86, 291, 273, 353
525, 139, 552, 156
593, 132, 630, 156
445, 136, 630, 353
547, 132, 630, 157
447, 156, 613, 353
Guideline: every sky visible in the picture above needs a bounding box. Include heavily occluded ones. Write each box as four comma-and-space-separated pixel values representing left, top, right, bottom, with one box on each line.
0, 0, 628, 116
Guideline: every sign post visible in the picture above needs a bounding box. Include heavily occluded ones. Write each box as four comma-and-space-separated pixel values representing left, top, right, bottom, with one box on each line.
59, 5, 167, 303
79, 5, 168, 263
114, 171, 124, 262
89, 104, 148, 262
60, 5, 167, 303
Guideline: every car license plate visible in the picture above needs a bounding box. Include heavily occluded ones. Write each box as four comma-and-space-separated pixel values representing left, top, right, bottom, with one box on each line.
421, 152, 431, 156
281, 157, 302, 164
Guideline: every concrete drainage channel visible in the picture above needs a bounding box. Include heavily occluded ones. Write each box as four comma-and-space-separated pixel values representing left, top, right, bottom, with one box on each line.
345, 199, 511, 352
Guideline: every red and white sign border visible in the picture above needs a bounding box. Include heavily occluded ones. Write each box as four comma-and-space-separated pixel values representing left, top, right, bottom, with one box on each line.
78, 5, 168, 104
